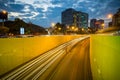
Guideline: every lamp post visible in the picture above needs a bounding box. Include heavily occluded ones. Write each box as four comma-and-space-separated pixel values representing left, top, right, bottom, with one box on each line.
51, 22, 55, 35
0, 10, 8, 27
107, 14, 113, 27
101, 23, 105, 29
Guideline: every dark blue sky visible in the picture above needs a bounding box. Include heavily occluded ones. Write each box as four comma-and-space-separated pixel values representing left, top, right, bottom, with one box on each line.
0, 0, 120, 27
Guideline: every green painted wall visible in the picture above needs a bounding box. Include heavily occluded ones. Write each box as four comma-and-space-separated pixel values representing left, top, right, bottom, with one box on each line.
0, 35, 80, 76
90, 35, 120, 80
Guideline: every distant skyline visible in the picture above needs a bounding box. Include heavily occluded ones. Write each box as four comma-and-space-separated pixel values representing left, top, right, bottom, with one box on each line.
0, 0, 120, 28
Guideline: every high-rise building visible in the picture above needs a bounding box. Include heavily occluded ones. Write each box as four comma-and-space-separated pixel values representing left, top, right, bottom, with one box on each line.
90, 19, 104, 30
112, 8, 120, 27
62, 8, 75, 26
97, 19, 104, 29
61, 8, 88, 28
90, 19, 97, 28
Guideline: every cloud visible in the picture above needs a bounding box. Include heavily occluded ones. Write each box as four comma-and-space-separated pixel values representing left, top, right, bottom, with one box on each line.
9, 11, 40, 19
7, 0, 59, 20
40, 13, 47, 19
36, 1, 62, 12
22, 5, 31, 12
1, 0, 120, 27
15, 0, 62, 12
7, 0, 63, 23
88, 7, 95, 12
72, 0, 91, 8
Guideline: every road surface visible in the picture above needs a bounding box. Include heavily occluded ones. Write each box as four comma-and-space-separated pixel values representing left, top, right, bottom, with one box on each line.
0, 36, 92, 80
40, 37, 92, 80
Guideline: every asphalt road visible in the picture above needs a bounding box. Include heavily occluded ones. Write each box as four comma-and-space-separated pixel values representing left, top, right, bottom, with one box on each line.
40, 38, 92, 80
0, 36, 92, 80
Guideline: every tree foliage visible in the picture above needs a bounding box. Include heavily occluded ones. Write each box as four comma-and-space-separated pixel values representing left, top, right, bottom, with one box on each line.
0, 18, 47, 35
0, 26, 9, 34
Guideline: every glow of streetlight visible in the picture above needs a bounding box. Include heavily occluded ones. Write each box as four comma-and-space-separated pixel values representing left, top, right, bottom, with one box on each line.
71, 26, 75, 30
58, 27, 61, 30
75, 27, 78, 31
82, 28, 84, 31
67, 26, 69, 29
101, 23, 105, 29
101, 23, 105, 27
107, 14, 113, 19
2, 10, 7, 14
51, 23, 55, 27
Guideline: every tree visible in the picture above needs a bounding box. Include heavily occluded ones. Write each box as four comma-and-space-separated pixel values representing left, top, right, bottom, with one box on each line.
53, 23, 67, 35
0, 26, 9, 34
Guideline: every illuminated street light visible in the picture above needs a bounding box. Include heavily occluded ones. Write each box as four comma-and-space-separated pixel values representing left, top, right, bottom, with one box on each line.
0, 10, 8, 27
101, 23, 105, 26
75, 27, 78, 31
82, 28, 84, 31
58, 27, 61, 30
67, 26, 69, 29
71, 26, 75, 30
101, 23, 105, 29
107, 14, 113, 19
51, 23, 56, 35
51, 23, 55, 28
88, 28, 91, 31
2, 10, 7, 14
107, 14, 113, 27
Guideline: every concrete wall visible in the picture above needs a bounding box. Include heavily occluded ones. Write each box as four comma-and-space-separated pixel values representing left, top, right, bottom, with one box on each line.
90, 35, 120, 80
0, 35, 80, 76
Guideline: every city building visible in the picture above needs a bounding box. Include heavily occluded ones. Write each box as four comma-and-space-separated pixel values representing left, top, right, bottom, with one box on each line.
61, 8, 88, 28
112, 8, 120, 27
97, 19, 104, 29
90, 19, 104, 31
90, 19, 97, 29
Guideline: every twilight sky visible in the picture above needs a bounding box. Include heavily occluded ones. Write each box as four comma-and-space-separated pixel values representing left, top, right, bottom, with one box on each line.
0, 0, 120, 27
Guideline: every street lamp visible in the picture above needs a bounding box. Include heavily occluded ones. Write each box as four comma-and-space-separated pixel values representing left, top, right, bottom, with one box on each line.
67, 26, 69, 29
107, 14, 113, 19
107, 14, 113, 27
101, 23, 105, 29
71, 26, 75, 30
82, 28, 84, 31
51, 23, 55, 28
58, 27, 61, 30
75, 27, 78, 31
0, 10, 8, 27
2, 10, 7, 14
51, 22, 56, 35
